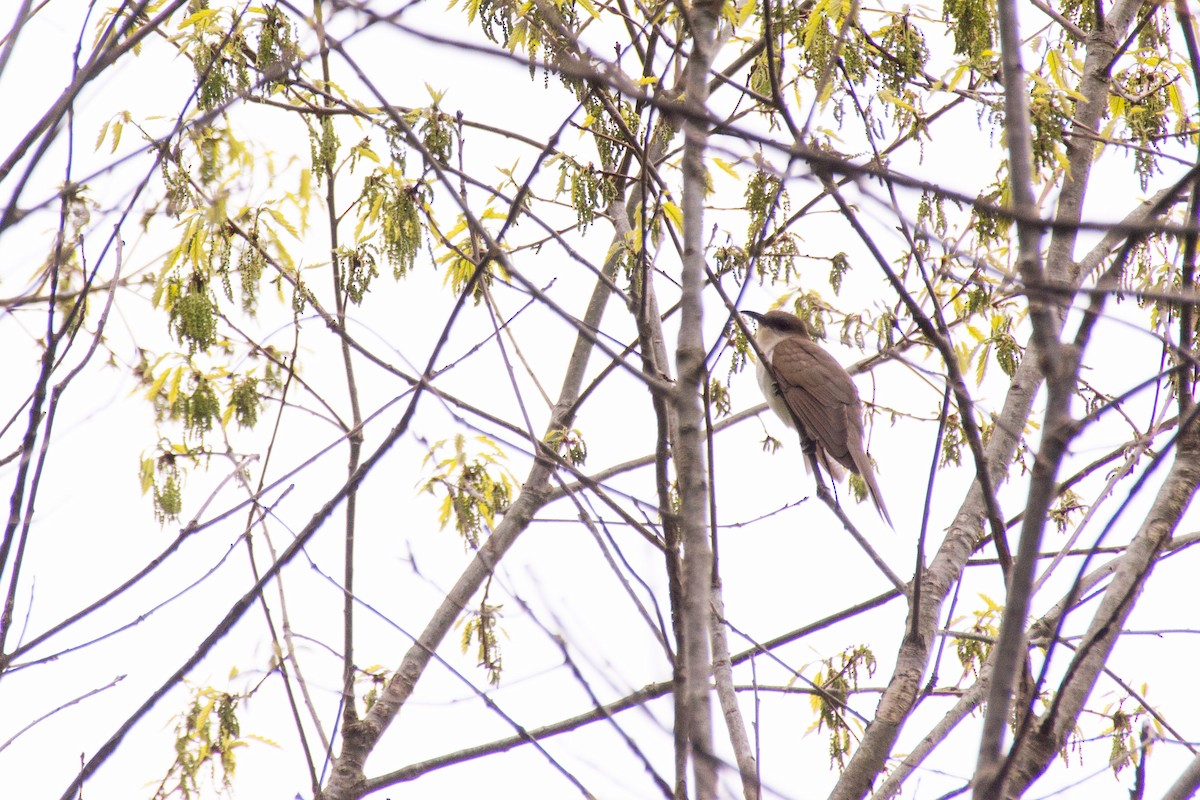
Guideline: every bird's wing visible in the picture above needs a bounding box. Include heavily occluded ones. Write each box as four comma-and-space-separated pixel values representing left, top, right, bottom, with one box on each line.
768, 337, 861, 470
770, 338, 892, 526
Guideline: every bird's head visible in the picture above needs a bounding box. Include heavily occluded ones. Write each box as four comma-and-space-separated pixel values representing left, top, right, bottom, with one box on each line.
742, 310, 813, 340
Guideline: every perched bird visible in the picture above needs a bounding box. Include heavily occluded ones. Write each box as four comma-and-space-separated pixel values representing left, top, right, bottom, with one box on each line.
743, 309, 892, 526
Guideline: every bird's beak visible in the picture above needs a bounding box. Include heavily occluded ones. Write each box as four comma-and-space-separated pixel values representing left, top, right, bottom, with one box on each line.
741, 310, 764, 323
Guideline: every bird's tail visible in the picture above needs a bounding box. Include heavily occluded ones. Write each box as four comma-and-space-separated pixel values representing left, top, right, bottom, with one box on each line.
849, 449, 893, 529
860, 462, 893, 529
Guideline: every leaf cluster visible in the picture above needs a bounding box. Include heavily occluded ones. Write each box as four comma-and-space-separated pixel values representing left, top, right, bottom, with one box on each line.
422, 434, 516, 548
154, 685, 246, 800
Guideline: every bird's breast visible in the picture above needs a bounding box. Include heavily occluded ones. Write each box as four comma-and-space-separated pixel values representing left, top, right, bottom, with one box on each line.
755, 353, 796, 429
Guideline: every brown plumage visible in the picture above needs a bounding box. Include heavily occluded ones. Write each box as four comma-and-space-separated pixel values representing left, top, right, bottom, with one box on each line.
744, 310, 892, 527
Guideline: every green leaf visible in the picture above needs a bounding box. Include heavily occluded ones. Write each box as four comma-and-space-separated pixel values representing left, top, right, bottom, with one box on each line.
661, 201, 683, 232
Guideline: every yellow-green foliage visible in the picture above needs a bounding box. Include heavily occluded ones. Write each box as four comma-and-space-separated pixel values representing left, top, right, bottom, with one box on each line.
421, 434, 515, 548
952, 594, 1003, 679
459, 602, 506, 686
807, 644, 876, 770
154, 685, 246, 799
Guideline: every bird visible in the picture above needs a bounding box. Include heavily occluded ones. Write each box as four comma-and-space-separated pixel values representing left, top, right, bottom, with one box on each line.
743, 309, 892, 527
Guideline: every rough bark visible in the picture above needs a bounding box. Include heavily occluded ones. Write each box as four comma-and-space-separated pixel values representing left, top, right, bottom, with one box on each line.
829, 1, 1149, 796
321, 210, 627, 800
673, 1, 724, 796
1003, 420, 1200, 795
